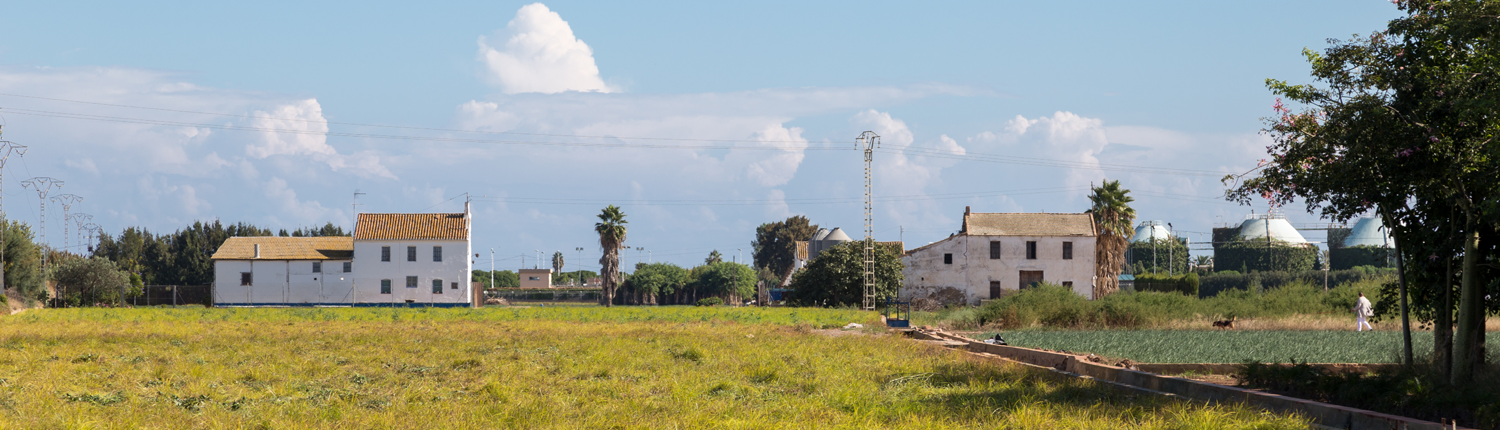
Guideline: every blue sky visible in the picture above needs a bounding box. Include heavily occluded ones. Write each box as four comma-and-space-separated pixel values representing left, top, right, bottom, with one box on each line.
0, 1, 1399, 271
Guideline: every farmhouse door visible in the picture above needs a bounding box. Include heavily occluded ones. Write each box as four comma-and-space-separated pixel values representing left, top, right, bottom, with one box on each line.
989, 281, 1003, 299
1019, 271, 1044, 289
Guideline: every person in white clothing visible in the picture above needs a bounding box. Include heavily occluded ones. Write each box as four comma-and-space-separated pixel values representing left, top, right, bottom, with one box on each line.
1353, 292, 1374, 331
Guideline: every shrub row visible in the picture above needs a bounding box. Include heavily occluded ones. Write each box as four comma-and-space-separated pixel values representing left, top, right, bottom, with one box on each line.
1198, 266, 1392, 297
1133, 273, 1199, 296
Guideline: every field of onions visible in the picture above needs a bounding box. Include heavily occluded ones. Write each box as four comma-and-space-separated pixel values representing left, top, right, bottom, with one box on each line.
980, 329, 1499, 364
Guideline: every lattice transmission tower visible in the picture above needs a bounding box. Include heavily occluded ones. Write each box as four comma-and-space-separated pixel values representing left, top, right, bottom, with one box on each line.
52, 195, 82, 256
70, 213, 93, 254
857, 131, 880, 311
22, 177, 63, 267
0, 127, 27, 288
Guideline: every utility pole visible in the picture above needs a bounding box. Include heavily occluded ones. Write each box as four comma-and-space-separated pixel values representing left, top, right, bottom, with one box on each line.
0, 128, 27, 289
70, 213, 92, 254
51, 195, 82, 256
858, 131, 880, 311
1168, 222, 1174, 276
489, 248, 495, 291
22, 177, 62, 268
576, 247, 584, 287
83, 223, 100, 253
352, 190, 365, 233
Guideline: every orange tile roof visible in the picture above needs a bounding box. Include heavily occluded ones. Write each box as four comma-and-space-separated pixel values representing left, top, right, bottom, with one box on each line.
355, 213, 469, 240
964, 212, 1096, 236
211, 236, 354, 260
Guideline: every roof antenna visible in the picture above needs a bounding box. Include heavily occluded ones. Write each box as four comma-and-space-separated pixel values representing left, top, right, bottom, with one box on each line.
352, 189, 366, 235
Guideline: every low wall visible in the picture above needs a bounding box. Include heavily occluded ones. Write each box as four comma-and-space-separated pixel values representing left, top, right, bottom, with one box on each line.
947, 336, 1465, 430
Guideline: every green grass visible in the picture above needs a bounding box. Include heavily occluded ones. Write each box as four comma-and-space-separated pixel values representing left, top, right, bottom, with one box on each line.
975, 329, 1500, 364
0, 307, 1317, 429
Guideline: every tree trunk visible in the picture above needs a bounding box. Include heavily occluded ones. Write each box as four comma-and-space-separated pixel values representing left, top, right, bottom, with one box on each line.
1393, 236, 1413, 367
1437, 233, 1454, 379
1453, 227, 1482, 383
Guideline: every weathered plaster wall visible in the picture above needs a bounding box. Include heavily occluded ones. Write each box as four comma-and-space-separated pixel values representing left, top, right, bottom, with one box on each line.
901, 234, 1096, 304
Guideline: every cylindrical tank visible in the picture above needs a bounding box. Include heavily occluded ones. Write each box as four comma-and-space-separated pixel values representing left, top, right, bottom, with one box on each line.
1238, 217, 1309, 244
1345, 217, 1392, 248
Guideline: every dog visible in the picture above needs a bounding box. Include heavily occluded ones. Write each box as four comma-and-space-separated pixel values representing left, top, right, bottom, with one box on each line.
1212, 318, 1236, 330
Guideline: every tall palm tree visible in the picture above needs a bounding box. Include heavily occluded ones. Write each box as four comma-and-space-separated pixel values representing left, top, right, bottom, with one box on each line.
595, 205, 627, 307
551, 251, 564, 285
705, 250, 722, 265
1087, 180, 1136, 299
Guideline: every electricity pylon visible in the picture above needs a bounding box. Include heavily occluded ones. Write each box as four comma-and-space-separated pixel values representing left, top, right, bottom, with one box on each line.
70, 213, 92, 253
22, 177, 63, 267
52, 195, 82, 256
0, 127, 27, 289
857, 131, 880, 311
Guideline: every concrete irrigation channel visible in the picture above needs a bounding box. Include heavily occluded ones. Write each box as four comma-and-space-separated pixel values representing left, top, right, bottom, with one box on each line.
899, 326, 1469, 430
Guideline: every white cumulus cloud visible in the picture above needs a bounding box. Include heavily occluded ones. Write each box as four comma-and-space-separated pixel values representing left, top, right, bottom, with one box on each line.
247, 99, 396, 180
478, 3, 612, 94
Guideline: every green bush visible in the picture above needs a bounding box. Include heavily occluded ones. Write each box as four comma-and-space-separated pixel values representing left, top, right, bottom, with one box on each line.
695, 297, 724, 307
1199, 268, 1394, 297
1133, 273, 1198, 296
1329, 246, 1392, 270
1214, 240, 1318, 273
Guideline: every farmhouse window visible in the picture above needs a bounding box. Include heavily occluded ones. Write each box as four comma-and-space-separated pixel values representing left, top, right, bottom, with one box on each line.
1026, 241, 1037, 260
380, 279, 392, 294
240, 272, 252, 286
1062, 281, 1074, 288
432, 279, 443, 294
943, 253, 953, 264
407, 246, 417, 262
1019, 270, 1043, 289
312, 262, 322, 273
451, 282, 458, 290
342, 262, 351, 272
1062, 242, 1073, 260
406, 276, 418, 288
433, 246, 443, 262
989, 241, 1001, 259
381, 246, 391, 262
989, 281, 1003, 299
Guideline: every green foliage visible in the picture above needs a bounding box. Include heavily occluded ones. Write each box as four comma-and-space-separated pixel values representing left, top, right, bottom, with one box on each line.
1127, 238, 1189, 275
695, 297, 724, 307
1199, 268, 1394, 297
552, 270, 598, 286
471, 270, 520, 289
93, 220, 295, 285
982, 329, 1497, 365
49, 257, 130, 306
704, 250, 722, 265
1328, 246, 1391, 270
284, 222, 349, 237
626, 263, 689, 296
1133, 272, 1198, 296
2, 219, 44, 300
785, 241, 904, 307
752, 215, 819, 283
972, 282, 1392, 330
1212, 240, 1318, 274
688, 262, 756, 300
1238, 361, 1500, 428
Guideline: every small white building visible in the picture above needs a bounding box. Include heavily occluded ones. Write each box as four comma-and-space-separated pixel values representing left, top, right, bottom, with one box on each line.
351, 209, 473, 307
901, 208, 1098, 304
211, 236, 356, 306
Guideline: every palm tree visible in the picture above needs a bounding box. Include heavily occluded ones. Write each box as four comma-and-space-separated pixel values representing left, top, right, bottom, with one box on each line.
551, 251, 564, 285
705, 250, 722, 265
1087, 180, 1136, 299
595, 205, 628, 307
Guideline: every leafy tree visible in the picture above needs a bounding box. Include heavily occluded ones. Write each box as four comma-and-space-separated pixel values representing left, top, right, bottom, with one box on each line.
688, 262, 756, 302
595, 205, 628, 307
1228, 0, 1500, 381
1088, 180, 1135, 299
705, 250, 722, 265
553, 270, 598, 286
470, 269, 519, 289
50, 257, 129, 306
785, 241, 903, 307
1, 220, 44, 301
752, 215, 819, 284
624, 263, 689, 304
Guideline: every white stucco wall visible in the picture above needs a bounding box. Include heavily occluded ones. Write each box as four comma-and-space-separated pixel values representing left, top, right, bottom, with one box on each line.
901, 234, 1096, 304
351, 239, 472, 305
213, 259, 354, 305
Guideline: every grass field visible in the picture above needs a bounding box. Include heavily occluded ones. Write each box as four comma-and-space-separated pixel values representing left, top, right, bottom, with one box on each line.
0, 307, 1317, 429
975, 329, 1500, 364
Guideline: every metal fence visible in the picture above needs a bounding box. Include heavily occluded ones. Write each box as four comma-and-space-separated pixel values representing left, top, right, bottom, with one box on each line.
129, 285, 212, 307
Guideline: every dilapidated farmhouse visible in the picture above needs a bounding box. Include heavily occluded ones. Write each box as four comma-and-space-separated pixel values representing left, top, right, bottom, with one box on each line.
901, 207, 1098, 305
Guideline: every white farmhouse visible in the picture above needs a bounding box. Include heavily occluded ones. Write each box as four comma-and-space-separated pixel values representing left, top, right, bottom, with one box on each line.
211, 236, 356, 306
902, 207, 1097, 304
350, 208, 473, 307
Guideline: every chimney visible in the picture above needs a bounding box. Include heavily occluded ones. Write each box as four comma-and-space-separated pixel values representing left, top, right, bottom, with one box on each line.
254, 243, 261, 258
961, 206, 971, 234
